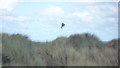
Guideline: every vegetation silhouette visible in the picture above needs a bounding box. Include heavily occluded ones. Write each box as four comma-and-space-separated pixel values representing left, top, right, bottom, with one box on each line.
1, 33, 118, 66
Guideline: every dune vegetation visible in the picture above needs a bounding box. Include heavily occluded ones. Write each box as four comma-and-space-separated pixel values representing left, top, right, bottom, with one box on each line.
1, 33, 118, 66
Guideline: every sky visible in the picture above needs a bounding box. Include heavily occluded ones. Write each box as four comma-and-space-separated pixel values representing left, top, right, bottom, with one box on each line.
0, 0, 119, 42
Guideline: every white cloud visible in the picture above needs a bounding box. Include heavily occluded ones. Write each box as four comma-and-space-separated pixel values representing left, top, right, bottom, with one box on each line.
3, 16, 29, 21
42, 6, 65, 17
40, 6, 74, 22
73, 4, 117, 24
73, 11, 93, 22
40, 6, 73, 22
103, 17, 118, 23
0, 0, 19, 15
86, 4, 118, 17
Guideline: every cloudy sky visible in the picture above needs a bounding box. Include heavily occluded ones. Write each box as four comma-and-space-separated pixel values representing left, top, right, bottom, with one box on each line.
0, 0, 118, 42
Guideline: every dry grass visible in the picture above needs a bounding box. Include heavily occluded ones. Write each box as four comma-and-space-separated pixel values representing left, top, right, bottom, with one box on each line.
1, 33, 118, 66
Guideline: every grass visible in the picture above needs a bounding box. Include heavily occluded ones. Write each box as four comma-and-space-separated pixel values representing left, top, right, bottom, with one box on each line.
1, 33, 118, 66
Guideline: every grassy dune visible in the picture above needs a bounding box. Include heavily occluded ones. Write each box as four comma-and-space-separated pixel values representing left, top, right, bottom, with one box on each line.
1, 33, 118, 66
